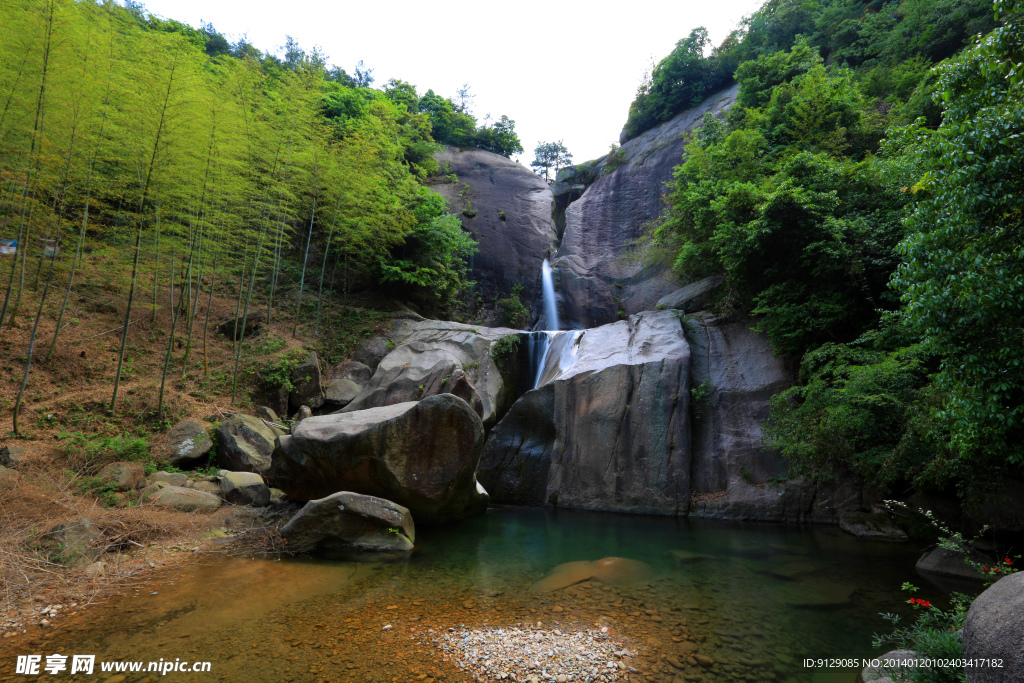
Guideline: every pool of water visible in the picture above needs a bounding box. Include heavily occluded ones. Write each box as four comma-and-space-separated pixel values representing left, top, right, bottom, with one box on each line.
7, 508, 945, 683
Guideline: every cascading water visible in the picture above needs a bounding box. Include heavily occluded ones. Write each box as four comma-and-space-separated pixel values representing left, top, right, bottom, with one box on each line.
527, 258, 581, 390
540, 258, 559, 332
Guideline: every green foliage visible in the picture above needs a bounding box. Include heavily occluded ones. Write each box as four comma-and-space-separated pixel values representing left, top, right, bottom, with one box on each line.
689, 379, 713, 421
492, 334, 521, 368
496, 284, 529, 329
603, 144, 627, 174
892, 0, 1024, 466
253, 349, 307, 393
57, 432, 150, 466
764, 321, 958, 494
378, 192, 478, 315
530, 141, 573, 180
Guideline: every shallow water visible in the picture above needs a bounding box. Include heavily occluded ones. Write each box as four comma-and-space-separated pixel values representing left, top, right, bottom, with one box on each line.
8, 508, 946, 683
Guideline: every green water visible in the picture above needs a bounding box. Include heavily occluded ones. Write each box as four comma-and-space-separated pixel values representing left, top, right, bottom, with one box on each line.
24, 508, 941, 683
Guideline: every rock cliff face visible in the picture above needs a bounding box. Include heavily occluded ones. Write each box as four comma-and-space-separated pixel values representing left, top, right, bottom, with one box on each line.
552, 85, 740, 328
430, 147, 556, 309
477, 310, 691, 514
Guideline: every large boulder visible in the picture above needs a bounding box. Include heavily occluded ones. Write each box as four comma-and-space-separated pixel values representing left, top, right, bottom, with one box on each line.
41, 519, 104, 567
281, 491, 415, 554
478, 310, 691, 513
431, 147, 556, 309
218, 470, 270, 506
215, 414, 284, 474
323, 379, 362, 408
331, 359, 373, 385
158, 419, 213, 467
289, 352, 324, 413
963, 572, 1024, 682
553, 86, 739, 328
145, 485, 222, 512
341, 320, 522, 428
270, 393, 488, 524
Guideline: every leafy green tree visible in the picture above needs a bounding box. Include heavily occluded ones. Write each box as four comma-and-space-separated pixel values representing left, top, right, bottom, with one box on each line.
530, 140, 572, 180
474, 115, 523, 158
892, 0, 1024, 464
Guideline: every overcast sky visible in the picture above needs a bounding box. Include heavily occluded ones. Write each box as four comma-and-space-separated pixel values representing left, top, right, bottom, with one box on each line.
131, 0, 766, 166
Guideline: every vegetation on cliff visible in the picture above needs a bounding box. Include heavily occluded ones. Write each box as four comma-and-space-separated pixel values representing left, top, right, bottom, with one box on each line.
642, 0, 1024, 509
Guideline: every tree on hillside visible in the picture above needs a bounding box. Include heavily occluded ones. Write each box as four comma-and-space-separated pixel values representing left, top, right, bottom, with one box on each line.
893, 0, 1024, 465
474, 115, 523, 158
530, 140, 572, 180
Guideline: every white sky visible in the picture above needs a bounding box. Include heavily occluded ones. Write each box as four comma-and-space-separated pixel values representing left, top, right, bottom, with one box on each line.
132, 0, 766, 166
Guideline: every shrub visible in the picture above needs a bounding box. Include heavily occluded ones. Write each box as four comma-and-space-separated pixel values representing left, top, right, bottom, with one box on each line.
496, 284, 529, 329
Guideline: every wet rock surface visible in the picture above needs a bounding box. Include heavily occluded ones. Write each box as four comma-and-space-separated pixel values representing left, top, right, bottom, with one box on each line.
272, 393, 489, 523
479, 310, 691, 514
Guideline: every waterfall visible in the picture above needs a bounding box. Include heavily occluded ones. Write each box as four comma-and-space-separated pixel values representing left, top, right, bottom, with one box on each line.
528, 258, 578, 390
540, 258, 559, 332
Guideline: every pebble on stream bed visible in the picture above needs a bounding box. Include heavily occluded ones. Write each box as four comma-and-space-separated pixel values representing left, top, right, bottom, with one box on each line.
420, 623, 637, 682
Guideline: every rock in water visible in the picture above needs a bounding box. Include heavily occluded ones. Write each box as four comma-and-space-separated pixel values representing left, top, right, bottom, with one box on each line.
532, 557, 653, 592
431, 147, 556, 308
963, 572, 1024, 682
839, 510, 907, 541
478, 310, 690, 514
159, 419, 213, 467
215, 414, 283, 473
281, 491, 414, 554
341, 320, 522, 428
271, 393, 488, 524
916, 547, 988, 581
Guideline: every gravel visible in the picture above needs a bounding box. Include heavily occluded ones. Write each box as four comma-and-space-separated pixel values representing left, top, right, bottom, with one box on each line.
418, 623, 638, 682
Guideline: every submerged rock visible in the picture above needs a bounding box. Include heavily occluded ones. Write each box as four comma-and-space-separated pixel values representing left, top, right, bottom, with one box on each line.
963, 572, 1024, 682
281, 491, 414, 554
479, 310, 690, 514
215, 413, 283, 473
341, 320, 522, 427
271, 393, 488, 524
532, 557, 653, 592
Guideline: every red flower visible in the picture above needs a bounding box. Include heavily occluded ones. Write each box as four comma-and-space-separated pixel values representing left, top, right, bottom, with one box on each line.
1005, 558, 1014, 566
983, 566, 989, 572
